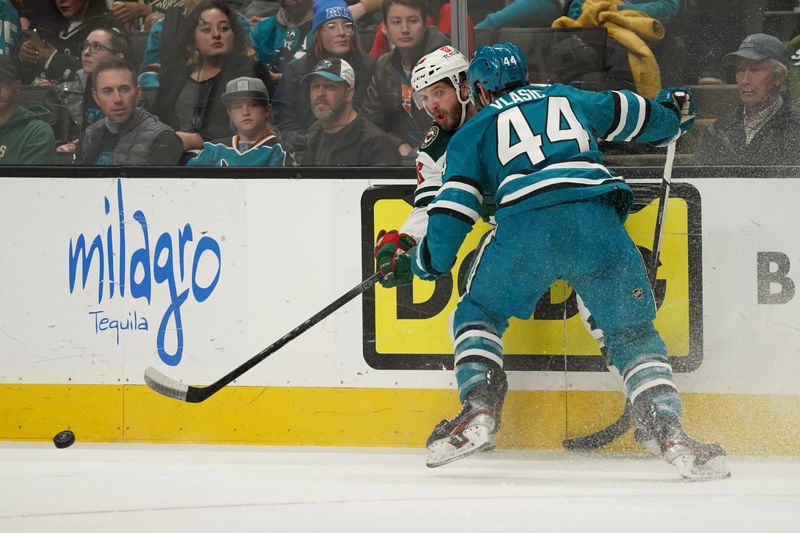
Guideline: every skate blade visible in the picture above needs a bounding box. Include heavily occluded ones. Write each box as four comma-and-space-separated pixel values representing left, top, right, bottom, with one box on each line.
426, 425, 491, 468
671, 455, 732, 482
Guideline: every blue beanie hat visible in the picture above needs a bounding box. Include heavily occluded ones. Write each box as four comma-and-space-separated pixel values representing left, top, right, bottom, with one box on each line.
312, 0, 354, 33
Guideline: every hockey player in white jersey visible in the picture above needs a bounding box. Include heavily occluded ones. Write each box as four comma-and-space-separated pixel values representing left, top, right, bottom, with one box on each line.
373, 45, 476, 283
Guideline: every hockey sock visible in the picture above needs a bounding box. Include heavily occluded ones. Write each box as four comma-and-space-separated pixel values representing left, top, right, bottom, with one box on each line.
453, 325, 504, 404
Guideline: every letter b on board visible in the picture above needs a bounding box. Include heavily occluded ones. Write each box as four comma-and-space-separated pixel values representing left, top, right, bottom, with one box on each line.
757, 252, 795, 304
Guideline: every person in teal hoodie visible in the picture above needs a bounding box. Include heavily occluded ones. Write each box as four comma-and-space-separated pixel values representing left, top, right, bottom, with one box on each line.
0, 57, 55, 165
475, 0, 679, 30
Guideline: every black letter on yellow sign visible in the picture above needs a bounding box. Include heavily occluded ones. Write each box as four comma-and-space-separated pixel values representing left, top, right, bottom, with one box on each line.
397, 274, 453, 319
757, 251, 795, 304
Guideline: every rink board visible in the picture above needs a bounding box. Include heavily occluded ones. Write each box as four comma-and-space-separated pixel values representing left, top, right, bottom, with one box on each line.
1, 174, 799, 455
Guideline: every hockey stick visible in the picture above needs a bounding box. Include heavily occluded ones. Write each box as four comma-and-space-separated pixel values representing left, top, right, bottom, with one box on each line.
144, 272, 382, 403
562, 137, 680, 451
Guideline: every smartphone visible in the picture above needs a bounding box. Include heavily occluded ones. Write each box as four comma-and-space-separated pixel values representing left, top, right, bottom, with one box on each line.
22, 29, 46, 48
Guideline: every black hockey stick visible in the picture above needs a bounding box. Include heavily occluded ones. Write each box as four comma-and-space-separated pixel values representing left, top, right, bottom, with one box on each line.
562, 136, 680, 450
144, 272, 381, 403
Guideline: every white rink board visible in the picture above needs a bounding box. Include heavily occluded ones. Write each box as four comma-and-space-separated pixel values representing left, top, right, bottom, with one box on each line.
1, 176, 799, 395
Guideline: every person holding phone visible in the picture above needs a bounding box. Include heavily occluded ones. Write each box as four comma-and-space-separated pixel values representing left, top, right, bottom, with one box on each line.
18, 0, 123, 83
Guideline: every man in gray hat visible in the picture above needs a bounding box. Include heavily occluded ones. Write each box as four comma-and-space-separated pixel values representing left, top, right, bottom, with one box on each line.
694, 33, 800, 166
187, 76, 291, 167
0, 56, 55, 165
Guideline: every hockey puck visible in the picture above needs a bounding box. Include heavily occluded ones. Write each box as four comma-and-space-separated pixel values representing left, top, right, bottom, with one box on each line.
53, 430, 75, 449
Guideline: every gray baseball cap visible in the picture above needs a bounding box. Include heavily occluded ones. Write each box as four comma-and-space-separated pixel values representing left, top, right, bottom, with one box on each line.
724, 33, 787, 64
221, 76, 270, 103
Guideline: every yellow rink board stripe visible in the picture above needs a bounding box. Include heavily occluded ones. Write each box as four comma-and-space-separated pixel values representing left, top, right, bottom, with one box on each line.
1, 385, 799, 456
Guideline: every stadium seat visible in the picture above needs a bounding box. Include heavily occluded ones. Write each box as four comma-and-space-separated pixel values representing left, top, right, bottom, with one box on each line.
128, 31, 149, 71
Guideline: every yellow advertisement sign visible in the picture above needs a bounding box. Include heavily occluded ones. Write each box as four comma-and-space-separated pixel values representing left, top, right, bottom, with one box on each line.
361, 183, 702, 372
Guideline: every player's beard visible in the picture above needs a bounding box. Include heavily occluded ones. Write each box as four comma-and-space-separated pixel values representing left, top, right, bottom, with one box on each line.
435, 98, 463, 132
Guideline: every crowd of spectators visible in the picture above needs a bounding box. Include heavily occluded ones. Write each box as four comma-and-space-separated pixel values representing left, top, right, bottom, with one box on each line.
2, 0, 800, 167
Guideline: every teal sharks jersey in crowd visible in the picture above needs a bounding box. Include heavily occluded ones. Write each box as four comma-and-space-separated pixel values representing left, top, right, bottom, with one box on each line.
0, 0, 20, 57
187, 135, 291, 167
418, 83, 681, 276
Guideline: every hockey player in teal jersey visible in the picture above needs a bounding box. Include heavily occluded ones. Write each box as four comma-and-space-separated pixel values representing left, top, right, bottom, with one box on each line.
187, 76, 291, 167
412, 42, 730, 481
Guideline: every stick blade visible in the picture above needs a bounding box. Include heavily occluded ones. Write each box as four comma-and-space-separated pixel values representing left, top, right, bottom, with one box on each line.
144, 366, 190, 402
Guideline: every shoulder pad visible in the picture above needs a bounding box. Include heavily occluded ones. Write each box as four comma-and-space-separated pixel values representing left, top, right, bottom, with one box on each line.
419, 124, 454, 159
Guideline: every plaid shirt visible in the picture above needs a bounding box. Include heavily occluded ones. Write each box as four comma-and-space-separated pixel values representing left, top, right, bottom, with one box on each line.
743, 94, 783, 145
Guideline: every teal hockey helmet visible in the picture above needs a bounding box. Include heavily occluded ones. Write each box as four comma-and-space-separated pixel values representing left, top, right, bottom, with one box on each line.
467, 42, 528, 105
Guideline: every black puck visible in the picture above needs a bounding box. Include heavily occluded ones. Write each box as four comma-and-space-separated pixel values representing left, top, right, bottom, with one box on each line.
53, 430, 75, 449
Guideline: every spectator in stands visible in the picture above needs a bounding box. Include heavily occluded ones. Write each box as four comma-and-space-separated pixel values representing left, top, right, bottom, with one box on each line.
475, 0, 678, 30
693, 34, 800, 166
272, 0, 375, 150
1, 0, 21, 57
16, 0, 60, 30
109, 1, 156, 29
18, 0, 124, 83
0, 56, 56, 164
187, 75, 292, 165
76, 57, 182, 164
362, 0, 448, 156
54, 27, 131, 151
302, 57, 399, 165
139, 0, 252, 87
370, 1, 474, 58
153, 0, 269, 151
251, 0, 314, 85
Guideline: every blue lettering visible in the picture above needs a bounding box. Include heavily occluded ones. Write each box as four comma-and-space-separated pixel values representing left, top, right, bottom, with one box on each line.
70, 179, 222, 365
192, 236, 222, 303
129, 210, 151, 303
69, 234, 104, 303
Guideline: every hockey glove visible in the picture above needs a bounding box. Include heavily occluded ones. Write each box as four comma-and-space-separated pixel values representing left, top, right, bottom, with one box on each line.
653, 87, 696, 145
375, 229, 416, 288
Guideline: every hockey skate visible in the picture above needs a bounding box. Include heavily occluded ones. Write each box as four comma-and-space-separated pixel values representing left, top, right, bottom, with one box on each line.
426, 367, 507, 468
634, 392, 731, 481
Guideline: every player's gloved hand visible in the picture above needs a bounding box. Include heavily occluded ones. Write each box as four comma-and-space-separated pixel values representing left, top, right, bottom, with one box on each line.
374, 230, 416, 288
656, 86, 696, 136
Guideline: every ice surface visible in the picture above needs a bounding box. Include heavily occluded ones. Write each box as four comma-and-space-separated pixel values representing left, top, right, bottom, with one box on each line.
1, 443, 799, 532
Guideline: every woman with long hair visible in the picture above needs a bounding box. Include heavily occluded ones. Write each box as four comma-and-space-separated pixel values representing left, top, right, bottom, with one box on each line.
153, 0, 270, 151
271, 0, 375, 150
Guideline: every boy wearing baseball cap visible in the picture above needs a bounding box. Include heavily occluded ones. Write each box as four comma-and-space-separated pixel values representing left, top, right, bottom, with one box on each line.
187, 76, 292, 167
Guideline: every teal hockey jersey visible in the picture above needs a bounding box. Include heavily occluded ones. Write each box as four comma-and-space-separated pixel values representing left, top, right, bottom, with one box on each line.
0, 0, 20, 57
186, 135, 290, 167
415, 83, 682, 277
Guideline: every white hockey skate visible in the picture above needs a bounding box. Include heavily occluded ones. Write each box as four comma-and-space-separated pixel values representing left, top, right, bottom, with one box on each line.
426, 367, 507, 468
659, 432, 731, 481
634, 392, 731, 481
